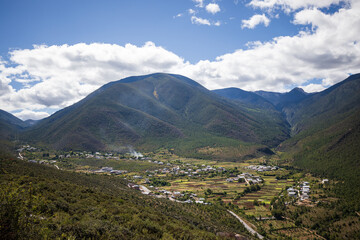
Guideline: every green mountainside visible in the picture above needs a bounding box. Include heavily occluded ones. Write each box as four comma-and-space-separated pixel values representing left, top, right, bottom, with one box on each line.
278, 74, 360, 208
1, 73, 360, 238
0, 109, 27, 140
0, 154, 249, 239
255, 87, 312, 111
212, 88, 275, 109
212, 87, 290, 146
211, 75, 360, 209
22, 73, 289, 160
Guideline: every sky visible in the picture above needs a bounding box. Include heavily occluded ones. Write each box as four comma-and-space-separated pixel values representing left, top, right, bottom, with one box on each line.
0, 0, 359, 120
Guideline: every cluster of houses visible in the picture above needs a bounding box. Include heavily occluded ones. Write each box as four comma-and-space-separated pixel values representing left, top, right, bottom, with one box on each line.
148, 160, 165, 165
82, 152, 120, 160
227, 172, 263, 185
128, 163, 228, 186
28, 159, 57, 164
17, 145, 37, 152
246, 165, 279, 172
127, 182, 210, 204
94, 167, 128, 175
287, 181, 311, 201
300, 182, 311, 201
143, 163, 227, 178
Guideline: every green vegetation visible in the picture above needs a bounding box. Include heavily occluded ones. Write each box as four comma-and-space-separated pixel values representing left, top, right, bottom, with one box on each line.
280, 74, 360, 212
0, 156, 250, 239
1, 73, 360, 239
20, 73, 289, 160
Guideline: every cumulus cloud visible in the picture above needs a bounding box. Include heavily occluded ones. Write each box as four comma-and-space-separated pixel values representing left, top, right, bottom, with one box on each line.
191, 16, 211, 25
188, 1, 360, 90
0, 42, 188, 114
249, 0, 347, 13
194, 0, 204, 8
241, 14, 270, 29
0, 1, 359, 117
14, 109, 50, 121
188, 8, 196, 14
205, 3, 221, 14
300, 83, 326, 93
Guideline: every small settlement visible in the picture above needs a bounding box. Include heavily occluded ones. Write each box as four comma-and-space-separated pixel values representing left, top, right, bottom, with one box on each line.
246, 165, 279, 172
287, 181, 311, 202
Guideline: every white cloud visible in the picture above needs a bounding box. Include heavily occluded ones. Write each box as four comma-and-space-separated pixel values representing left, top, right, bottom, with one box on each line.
14, 109, 50, 121
0, 42, 188, 113
194, 0, 204, 8
0, 1, 359, 117
249, 0, 347, 12
174, 13, 183, 18
186, 1, 360, 90
191, 16, 211, 25
188, 8, 196, 14
214, 21, 221, 26
241, 14, 270, 29
205, 3, 221, 14
300, 83, 326, 93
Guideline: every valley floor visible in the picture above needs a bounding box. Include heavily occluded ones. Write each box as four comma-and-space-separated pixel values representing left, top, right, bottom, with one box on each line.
12, 146, 360, 239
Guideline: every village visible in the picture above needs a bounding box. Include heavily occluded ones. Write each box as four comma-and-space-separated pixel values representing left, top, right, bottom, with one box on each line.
17, 145, 333, 226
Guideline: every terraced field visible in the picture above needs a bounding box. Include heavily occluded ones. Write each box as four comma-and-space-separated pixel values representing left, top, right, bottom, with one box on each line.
161, 159, 295, 218
165, 177, 247, 195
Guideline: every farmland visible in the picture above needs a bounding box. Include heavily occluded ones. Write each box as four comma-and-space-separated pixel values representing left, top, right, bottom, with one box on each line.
17, 146, 352, 239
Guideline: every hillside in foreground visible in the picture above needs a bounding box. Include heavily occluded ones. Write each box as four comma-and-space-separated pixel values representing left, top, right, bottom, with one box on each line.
0, 153, 250, 239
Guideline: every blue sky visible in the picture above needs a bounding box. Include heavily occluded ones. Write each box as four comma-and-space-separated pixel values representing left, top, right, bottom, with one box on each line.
0, 0, 298, 63
0, 0, 359, 120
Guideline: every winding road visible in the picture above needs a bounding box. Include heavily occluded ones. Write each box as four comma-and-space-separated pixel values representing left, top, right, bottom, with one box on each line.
227, 210, 265, 239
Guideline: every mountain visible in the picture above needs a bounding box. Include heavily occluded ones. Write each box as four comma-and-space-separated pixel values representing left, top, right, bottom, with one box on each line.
212, 87, 275, 109
255, 87, 312, 110
212, 87, 290, 145
24, 119, 39, 126
23, 73, 289, 159
0, 109, 27, 128
0, 109, 27, 140
279, 74, 360, 206
282, 75, 360, 135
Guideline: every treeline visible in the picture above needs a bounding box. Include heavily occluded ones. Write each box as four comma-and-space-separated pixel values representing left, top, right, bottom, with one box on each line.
234, 184, 262, 200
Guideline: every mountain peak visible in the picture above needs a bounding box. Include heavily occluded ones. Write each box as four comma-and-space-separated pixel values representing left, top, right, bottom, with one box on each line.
290, 87, 306, 94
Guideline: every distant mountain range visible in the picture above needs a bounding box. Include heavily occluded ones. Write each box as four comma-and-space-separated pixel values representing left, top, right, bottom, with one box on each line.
11, 73, 289, 160
1, 73, 359, 168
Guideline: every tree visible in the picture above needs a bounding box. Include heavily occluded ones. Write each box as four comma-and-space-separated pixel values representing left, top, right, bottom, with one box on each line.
271, 209, 283, 220
205, 188, 213, 195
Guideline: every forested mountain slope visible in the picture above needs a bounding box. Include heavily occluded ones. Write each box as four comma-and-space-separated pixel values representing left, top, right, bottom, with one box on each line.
23, 73, 289, 159
279, 74, 360, 209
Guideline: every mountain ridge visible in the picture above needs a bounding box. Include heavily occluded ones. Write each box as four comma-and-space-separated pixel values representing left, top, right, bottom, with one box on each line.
21, 73, 289, 160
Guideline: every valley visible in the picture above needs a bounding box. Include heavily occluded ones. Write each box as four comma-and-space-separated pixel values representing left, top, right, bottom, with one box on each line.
13, 144, 359, 239
1, 73, 360, 239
